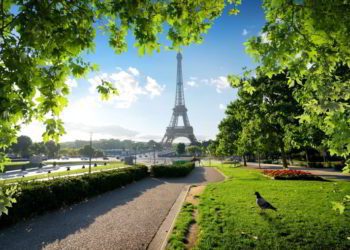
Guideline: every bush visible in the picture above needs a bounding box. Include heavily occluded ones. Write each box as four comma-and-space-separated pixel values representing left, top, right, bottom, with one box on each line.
151, 162, 195, 177
262, 159, 273, 164
308, 162, 324, 168
222, 160, 240, 164
0, 165, 148, 228
307, 161, 344, 170
263, 169, 324, 181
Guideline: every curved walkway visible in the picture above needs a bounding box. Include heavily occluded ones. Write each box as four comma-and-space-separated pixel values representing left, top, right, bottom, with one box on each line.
0, 167, 224, 250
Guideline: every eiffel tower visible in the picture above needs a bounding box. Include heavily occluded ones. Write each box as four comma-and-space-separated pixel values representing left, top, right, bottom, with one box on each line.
161, 52, 197, 146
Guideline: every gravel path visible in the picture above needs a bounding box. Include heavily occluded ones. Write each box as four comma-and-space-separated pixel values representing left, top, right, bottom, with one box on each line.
0, 167, 224, 250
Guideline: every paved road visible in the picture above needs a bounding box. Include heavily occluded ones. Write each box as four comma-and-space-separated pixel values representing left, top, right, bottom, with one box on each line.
247, 162, 350, 181
0, 167, 224, 250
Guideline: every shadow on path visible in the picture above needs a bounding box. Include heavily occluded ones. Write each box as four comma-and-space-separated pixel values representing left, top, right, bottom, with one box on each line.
0, 167, 223, 250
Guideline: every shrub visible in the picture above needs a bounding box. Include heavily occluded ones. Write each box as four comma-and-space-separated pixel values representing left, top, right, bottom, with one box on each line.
222, 160, 240, 164
262, 159, 273, 164
0, 165, 148, 228
308, 162, 324, 168
263, 169, 324, 181
151, 162, 195, 177
306, 161, 344, 170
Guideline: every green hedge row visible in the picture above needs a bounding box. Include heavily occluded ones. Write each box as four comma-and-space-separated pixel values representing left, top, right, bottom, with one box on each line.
307, 161, 344, 170
151, 162, 195, 177
0, 165, 148, 228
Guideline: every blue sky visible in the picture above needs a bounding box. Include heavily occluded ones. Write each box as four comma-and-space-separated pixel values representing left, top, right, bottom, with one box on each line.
22, 1, 266, 142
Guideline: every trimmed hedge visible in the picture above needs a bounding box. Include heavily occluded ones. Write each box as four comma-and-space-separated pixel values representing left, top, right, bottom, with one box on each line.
0, 165, 148, 228
151, 162, 195, 177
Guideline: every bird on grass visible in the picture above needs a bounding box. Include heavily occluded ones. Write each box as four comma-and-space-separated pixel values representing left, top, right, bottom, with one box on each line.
254, 192, 277, 212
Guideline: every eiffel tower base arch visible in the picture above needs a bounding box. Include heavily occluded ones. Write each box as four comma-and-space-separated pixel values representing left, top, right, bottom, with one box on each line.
161, 126, 197, 147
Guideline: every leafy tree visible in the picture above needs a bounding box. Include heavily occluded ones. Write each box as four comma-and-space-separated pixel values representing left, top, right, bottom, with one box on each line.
0, 0, 241, 214
224, 72, 307, 168
30, 142, 47, 156
45, 141, 60, 159
215, 101, 247, 158
245, 0, 350, 162
147, 140, 163, 151
176, 143, 186, 155
187, 145, 202, 156
94, 150, 104, 158
216, 100, 258, 166
59, 148, 80, 157
10, 135, 32, 158
79, 145, 95, 157
0, 0, 240, 161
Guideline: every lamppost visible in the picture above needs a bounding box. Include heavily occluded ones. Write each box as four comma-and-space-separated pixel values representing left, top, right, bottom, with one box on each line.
134, 146, 137, 165
89, 132, 92, 174
153, 144, 156, 165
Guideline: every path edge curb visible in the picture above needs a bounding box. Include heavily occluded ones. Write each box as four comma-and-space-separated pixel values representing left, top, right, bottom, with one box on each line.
148, 184, 191, 250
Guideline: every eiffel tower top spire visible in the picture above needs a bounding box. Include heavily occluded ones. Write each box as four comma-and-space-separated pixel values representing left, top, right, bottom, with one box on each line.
175, 52, 185, 106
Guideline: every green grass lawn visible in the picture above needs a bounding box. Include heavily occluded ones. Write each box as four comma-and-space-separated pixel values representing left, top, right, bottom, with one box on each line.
167, 203, 196, 249
170, 164, 350, 249
0, 162, 129, 184
3, 161, 29, 167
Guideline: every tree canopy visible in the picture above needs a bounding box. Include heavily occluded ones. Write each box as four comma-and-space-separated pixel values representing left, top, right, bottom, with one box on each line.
219, 71, 327, 168
245, 0, 350, 160
0, 0, 240, 168
176, 143, 186, 155
10, 135, 32, 158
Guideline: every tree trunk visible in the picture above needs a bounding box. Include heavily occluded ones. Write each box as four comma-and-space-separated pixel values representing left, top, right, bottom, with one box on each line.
289, 155, 293, 166
280, 147, 288, 168
258, 152, 261, 168
305, 150, 309, 167
322, 149, 327, 166
243, 155, 247, 166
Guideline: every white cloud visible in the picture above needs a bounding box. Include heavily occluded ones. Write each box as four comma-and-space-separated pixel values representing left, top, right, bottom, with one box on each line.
87, 67, 163, 108
61, 95, 102, 124
186, 77, 199, 87
201, 79, 209, 84
187, 81, 198, 87
219, 104, 226, 110
65, 78, 78, 89
184, 76, 230, 92
145, 76, 165, 98
65, 123, 138, 138
242, 29, 248, 36
128, 67, 140, 76
210, 76, 230, 93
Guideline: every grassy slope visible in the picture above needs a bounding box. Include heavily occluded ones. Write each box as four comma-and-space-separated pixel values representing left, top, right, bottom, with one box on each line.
195, 165, 350, 249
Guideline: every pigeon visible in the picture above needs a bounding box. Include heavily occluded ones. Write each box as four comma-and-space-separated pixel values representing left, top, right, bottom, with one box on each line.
254, 192, 277, 211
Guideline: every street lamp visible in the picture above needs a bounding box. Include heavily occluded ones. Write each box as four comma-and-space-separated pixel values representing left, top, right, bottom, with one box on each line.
134, 146, 137, 165
153, 144, 156, 165
89, 132, 92, 174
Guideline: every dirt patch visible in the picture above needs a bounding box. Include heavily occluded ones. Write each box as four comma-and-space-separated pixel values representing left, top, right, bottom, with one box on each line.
185, 185, 205, 205
183, 185, 205, 249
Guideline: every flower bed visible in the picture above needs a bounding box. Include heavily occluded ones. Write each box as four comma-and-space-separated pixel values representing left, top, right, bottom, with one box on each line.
263, 169, 324, 180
